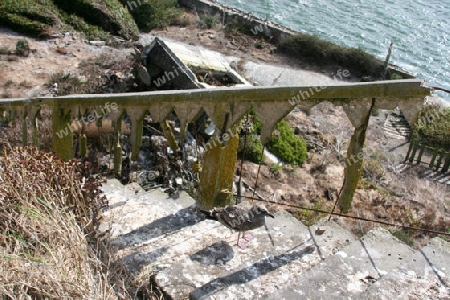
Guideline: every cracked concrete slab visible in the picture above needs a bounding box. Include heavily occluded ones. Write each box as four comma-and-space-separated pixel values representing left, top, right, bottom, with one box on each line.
359, 237, 450, 299
264, 227, 415, 299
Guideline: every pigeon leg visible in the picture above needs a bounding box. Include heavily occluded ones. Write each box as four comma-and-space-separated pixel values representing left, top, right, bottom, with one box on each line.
237, 232, 247, 249
242, 231, 254, 242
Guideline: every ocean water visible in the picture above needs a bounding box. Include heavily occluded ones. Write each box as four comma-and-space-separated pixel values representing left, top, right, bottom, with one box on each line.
217, 0, 450, 101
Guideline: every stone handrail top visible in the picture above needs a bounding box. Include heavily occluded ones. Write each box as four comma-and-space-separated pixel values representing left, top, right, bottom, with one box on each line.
0, 79, 430, 107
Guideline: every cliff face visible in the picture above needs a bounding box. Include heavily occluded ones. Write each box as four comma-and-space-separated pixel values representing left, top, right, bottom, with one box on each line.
0, 0, 139, 40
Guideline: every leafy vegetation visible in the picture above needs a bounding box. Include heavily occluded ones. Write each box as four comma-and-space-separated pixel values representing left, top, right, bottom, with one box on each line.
0, 0, 58, 38
296, 198, 329, 226
269, 163, 282, 178
391, 229, 414, 246
238, 113, 307, 165
197, 14, 220, 29
238, 133, 264, 163
411, 104, 450, 150
119, 0, 182, 32
277, 33, 384, 78
15, 39, 29, 57
0, 0, 182, 40
267, 120, 307, 165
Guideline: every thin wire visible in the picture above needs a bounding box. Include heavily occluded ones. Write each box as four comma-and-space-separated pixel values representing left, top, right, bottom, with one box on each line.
235, 194, 450, 237
251, 146, 265, 202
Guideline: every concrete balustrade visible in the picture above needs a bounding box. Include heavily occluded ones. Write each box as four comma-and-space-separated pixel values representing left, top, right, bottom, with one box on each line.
0, 79, 430, 212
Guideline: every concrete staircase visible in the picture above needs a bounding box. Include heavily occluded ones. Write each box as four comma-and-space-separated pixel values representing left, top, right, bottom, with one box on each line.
383, 112, 411, 140
99, 179, 450, 299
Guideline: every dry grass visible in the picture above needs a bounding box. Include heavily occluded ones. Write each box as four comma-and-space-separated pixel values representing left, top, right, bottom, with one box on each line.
0, 144, 132, 299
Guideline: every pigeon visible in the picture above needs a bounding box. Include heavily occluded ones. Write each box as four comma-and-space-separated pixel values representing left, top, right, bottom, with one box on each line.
201, 204, 275, 249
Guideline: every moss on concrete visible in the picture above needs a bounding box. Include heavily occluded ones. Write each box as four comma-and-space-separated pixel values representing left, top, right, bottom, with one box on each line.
198, 132, 239, 210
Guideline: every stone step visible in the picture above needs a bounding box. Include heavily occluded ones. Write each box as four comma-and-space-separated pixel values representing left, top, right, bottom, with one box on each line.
201, 218, 357, 299
384, 124, 410, 134
264, 227, 415, 299
384, 132, 407, 140
358, 237, 450, 299
155, 210, 315, 299
98, 179, 196, 248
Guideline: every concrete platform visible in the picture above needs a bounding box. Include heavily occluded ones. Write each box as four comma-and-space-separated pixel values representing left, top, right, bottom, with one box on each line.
265, 227, 415, 299
359, 237, 450, 299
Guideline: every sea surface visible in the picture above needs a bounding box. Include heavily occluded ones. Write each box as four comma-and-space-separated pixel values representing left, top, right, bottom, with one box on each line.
217, 0, 450, 101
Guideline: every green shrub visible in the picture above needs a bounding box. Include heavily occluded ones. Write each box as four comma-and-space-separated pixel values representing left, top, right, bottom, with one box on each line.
269, 163, 282, 178
0, 0, 58, 38
412, 105, 450, 150
267, 120, 307, 165
53, 0, 138, 40
391, 230, 414, 246
238, 134, 264, 163
197, 14, 220, 29
224, 17, 241, 35
15, 39, 29, 57
121, 0, 182, 31
370, 107, 380, 117
296, 198, 328, 226
0, 0, 138, 40
277, 33, 383, 78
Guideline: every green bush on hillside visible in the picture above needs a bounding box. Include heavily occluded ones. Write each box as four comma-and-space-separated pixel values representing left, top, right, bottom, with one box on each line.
0, 0, 58, 37
411, 105, 450, 150
0, 0, 139, 40
120, 0, 182, 32
267, 120, 307, 165
53, 0, 138, 40
238, 113, 307, 165
277, 33, 383, 78
238, 134, 264, 163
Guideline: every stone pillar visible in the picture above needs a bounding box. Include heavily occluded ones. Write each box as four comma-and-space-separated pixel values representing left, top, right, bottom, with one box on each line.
409, 143, 419, 163
435, 151, 444, 170
442, 153, 450, 173
197, 130, 239, 210
339, 98, 374, 213
429, 148, 438, 168
30, 107, 40, 148
416, 146, 425, 164
114, 116, 123, 179
79, 134, 87, 158
52, 105, 73, 160
21, 108, 28, 147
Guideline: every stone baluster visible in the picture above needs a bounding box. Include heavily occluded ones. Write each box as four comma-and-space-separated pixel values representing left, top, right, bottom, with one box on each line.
435, 150, 444, 170
29, 106, 40, 148
429, 148, 438, 168
127, 108, 145, 161
409, 143, 419, 163
21, 108, 28, 147
416, 146, 425, 164
52, 104, 73, 160
339, 98, 374, 213
442, 152, 450, 173
112, 110, 124, 179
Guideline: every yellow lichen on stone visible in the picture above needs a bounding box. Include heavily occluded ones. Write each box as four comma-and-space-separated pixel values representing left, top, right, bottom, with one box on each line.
52, 105, 73, 160
161, 120, 179, 153
198, 132, 239, 210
